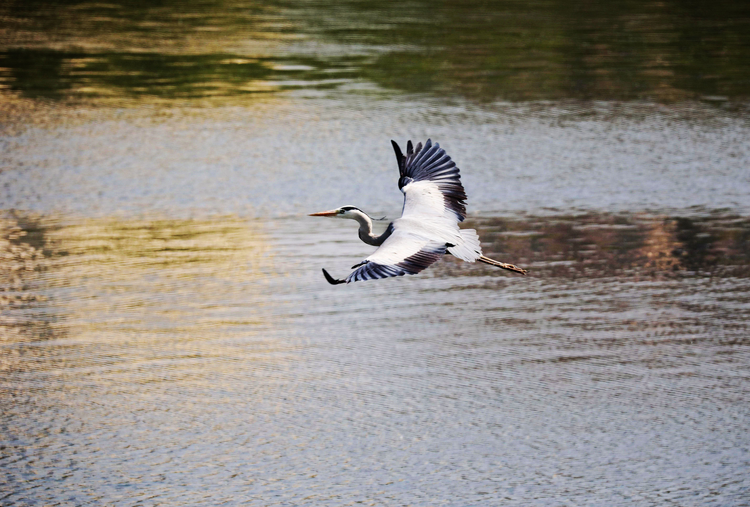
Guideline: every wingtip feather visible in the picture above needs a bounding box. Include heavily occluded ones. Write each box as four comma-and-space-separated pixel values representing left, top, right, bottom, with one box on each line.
322, 268, 347, 285
391, 139, 401, 155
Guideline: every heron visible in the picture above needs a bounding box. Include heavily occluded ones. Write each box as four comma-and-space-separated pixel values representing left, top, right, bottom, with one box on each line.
310, 139, 527, 285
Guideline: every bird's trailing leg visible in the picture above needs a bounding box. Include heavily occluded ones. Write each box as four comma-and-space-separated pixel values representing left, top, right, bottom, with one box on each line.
322, 268, 347, 285
478, 255, 528, 275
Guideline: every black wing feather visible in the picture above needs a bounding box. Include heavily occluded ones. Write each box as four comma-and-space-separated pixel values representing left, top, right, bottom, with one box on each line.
344, 243, 447, 283
391, 139, 468, 222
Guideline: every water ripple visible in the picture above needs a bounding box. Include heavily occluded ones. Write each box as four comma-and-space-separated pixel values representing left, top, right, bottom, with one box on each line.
2, 212, 748, 505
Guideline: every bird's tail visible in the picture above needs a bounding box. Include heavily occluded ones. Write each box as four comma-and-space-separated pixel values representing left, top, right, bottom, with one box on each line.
447, 229, 482, 262
478, 255, 528, 275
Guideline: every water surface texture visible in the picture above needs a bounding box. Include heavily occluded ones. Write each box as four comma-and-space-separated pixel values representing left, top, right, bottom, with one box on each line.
1, 1, 750, 506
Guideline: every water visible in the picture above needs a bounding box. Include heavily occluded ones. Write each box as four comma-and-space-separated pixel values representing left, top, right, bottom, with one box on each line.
2, 0, 750, 103
2, 1, 750, 505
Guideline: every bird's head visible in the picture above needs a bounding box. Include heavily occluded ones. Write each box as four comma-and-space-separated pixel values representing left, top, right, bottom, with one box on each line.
309, 205, 365, 220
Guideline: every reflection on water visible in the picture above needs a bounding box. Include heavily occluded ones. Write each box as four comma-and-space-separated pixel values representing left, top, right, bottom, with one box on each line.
2, 0, 749, 503
1, 211, 749, 505
0, 49, 360, 102
1, 0, 749, 103
0, 214, 50, 346
471, 212, 750, 279
0, 214, 283, 374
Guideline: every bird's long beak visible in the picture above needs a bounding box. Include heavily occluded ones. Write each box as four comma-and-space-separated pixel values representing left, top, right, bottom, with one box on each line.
309, 209, 338, 217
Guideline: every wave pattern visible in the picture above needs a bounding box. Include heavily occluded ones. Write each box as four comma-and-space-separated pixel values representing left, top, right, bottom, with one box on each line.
1, 212, 748, 505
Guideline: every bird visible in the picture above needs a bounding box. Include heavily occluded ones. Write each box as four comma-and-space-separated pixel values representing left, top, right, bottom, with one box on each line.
309, 139, 527, 285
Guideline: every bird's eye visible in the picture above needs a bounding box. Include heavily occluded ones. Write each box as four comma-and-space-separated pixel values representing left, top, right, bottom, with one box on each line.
339, 209, 345, 214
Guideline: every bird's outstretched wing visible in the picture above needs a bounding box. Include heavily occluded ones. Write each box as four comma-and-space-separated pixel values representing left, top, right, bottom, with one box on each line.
323, 228, 447, 284
391, 139, 467, 222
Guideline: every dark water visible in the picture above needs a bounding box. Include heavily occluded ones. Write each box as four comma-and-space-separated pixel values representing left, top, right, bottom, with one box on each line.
1, 1, 750, 505
2, 0, 750, 103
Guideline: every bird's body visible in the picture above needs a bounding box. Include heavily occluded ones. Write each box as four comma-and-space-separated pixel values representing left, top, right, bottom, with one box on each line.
310, 139, 527, 284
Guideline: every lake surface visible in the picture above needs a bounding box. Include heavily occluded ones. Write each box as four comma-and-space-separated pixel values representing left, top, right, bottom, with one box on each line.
1, 1, 749, 505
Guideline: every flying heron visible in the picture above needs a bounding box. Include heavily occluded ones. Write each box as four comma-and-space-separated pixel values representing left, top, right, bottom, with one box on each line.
310, 139, 527, 285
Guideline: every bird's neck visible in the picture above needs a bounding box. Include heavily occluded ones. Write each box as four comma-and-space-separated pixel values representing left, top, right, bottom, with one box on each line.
351, 211, 391, 246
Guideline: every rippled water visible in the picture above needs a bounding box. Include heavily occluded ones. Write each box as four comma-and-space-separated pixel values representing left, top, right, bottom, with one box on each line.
2, 0, 750, 505
2, 209, 749, 505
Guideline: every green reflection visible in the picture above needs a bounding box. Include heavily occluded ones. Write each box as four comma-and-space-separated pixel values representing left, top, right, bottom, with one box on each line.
0, 49, 363, 102
0, 0, 748, 103
1, 50, 267, 100
348, 0, 750, 102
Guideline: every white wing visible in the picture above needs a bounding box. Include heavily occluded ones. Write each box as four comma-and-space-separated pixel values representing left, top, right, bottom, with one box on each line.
392, 139, 482, 261
345, 227, 446, 283
332, 140, 479, 284
392, 139, 467, 223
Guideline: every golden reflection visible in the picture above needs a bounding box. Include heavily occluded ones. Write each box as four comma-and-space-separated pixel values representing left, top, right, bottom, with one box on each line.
0, 0, 302, 108
0, 214, 51, 377
0, 215, 294, 387
636, 218, 683, 273
0, 214, 49, 340
44, 216, 276, 326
